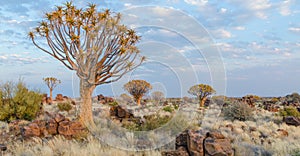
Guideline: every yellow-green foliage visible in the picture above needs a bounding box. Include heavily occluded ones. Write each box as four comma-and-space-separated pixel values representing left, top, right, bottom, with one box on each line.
123, 80, 152, 105
162, 106, 174, 113
57, 102, 72, 112
279, 106, 300, 117
188, 84, 216, 99
122, 114, 172, 131
0, 80, 42, 122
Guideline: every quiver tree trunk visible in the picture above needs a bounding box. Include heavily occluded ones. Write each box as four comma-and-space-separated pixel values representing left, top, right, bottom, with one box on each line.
79, 80, 96, 128
200, 97, 207, 107
136, 96, 142, 106
50, 88, 53, 100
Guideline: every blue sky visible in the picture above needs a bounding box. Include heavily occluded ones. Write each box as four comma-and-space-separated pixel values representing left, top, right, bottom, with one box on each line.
0, 0, 300, 98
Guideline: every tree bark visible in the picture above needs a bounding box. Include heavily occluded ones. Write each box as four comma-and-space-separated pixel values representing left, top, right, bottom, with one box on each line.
79, 79, 95, 128
49, 88, 53, 100
199, 97, 207, 107
136, 96, 142, 106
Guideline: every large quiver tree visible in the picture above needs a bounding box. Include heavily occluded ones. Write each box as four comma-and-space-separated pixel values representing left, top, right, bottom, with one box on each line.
29, 1, 145, 127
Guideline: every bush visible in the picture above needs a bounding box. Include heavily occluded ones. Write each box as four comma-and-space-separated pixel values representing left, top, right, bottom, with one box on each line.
222, 101, 254, 121
279, 106, 300, 117
163, 106, 174, 113
108, 101, 118, 107
122, 114, 172, 131
57, 102, 72, 112
0, 80, 42, 122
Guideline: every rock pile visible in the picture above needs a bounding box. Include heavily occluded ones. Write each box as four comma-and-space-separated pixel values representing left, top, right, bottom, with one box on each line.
162, 130, 234, 156
21, 113, 86, 139
97, 94, 114, 104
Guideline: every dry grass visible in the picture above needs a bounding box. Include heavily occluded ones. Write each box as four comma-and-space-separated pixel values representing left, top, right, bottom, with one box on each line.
209, 108, 300, 155
5, 136, 162, 156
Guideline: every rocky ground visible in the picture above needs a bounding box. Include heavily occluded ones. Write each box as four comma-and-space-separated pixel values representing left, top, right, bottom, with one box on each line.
0, 94, 300, 155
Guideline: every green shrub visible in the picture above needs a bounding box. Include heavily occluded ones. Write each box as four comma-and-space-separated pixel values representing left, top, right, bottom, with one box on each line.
57, 102, 72, 112
0, 80, 42, 122
122, 114, 172, 131
108, 101, 118, 107
222, 101, 254, 121
163, 106, 174, 113
279, 106, 300, 117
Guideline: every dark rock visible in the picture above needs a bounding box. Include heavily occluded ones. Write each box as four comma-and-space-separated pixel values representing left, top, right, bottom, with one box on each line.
283, 116, 300, 126
187, 130, 204, 156
33, 120, 47, 136
206, 132, 225, 139
46, 119, 58, 135
117, 106, 126, 118
176, 130, 188, 148
54, 113, 65, 123
0, 144, 7, 151
58, 120, 71, 136
161, 146, 189, 156
204, 138, 234, 156
22, 123, 41, 137
55, 94, 64, 101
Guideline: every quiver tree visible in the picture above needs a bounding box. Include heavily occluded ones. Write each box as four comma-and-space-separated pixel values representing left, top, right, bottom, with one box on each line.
124, 80, 152, 106
29, 2, 145, 127
43, 77, 61, 101
188, 84, 215, 107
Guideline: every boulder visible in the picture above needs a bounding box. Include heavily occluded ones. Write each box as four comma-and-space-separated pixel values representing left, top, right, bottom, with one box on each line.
58, 120, 72, 137
284, 116, 300, 126
46, 97, 52, 104
277, 129, 288, 137
187, 130, 204, 156
33, 120, 47, 136
46, 119, 58, 135
161, 146, 189, 156
204, 138, 234, 156
55, 94, 64, 101
22, 123, 41, 137
54, 113, 65, 123
176, 130, 188, 148
69, 121, 85, 134
0, 144, 7, 151
117, 106, 126, 118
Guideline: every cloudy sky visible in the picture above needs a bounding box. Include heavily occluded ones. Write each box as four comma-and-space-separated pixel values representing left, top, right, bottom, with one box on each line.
0, 0, 299, 98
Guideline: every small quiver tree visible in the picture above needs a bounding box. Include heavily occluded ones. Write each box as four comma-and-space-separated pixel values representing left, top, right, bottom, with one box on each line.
188, 84, 215, 108
124, 80, 152, 106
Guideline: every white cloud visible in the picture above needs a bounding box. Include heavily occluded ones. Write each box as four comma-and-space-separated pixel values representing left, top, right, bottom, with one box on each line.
227, 0, 271, 19
234, 26, 246, 30
288, 27, 300, 33
212, 29, 232, 39
184, 0, 208, 6
220, 8, 227, 13
279, 0, 292, 16
0, 56, 7, 60
247, 0, 271, 10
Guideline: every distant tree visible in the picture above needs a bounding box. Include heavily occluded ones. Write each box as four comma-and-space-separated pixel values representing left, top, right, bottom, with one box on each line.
151, 91, 165, 105
124, 80, 152, 106
29, 2, 144, 126
43, 77, 61, 100
188, 84, 215, 107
